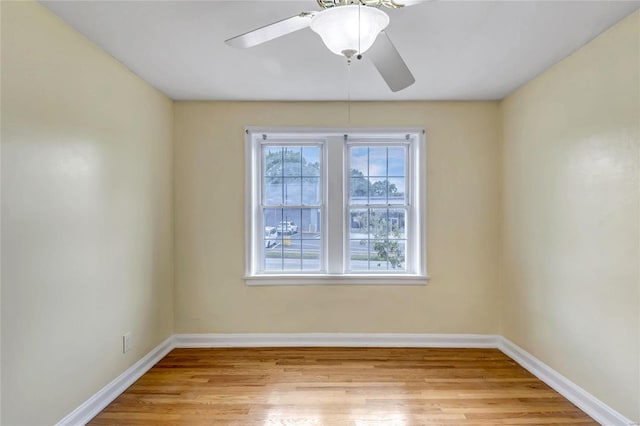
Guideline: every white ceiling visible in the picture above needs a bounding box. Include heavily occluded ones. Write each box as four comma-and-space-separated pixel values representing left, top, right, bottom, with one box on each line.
41, 0, 639, 101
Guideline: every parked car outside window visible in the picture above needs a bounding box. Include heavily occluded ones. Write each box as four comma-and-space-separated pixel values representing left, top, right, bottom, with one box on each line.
276, 221, 298, 235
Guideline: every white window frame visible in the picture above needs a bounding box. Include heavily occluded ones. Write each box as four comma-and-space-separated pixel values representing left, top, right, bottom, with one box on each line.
244, 127, 429, 286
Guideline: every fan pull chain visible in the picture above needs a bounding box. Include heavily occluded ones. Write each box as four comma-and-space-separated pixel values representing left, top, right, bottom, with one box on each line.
347, 60, 352, 124
358, 4, 362, 55
349, 2, 359, 125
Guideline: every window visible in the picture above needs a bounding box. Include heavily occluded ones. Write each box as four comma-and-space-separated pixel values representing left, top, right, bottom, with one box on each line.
245, 128, 428, 285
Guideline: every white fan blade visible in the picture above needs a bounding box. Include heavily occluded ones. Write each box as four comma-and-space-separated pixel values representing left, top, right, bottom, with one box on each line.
225, 13, 313, 49
367, 31, 415, 92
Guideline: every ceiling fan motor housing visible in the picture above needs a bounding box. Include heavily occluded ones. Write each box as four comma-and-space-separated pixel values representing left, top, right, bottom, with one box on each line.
317, 0, 408, 9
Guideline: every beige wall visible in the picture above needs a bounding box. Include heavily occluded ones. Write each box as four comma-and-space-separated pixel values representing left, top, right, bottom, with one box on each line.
2, 0, 637, 423
1, 3, 174, 425
500, 11, 640, 422
174, 101, 501, 334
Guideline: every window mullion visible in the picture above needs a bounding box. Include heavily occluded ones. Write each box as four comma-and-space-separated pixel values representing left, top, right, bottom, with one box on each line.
326, 136, 344, 274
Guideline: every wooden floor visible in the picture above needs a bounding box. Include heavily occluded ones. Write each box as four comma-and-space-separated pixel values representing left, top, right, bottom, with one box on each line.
89, 347, 597, 425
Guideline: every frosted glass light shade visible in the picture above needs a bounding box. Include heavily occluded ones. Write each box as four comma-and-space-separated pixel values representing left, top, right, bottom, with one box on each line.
310, 5, 389, 57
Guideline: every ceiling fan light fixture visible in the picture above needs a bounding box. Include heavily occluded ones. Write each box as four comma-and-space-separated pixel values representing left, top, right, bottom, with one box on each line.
310, 5, 389, 57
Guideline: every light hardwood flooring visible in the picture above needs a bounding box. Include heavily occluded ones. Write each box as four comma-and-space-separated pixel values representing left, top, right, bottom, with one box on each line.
89, 347, 598, 425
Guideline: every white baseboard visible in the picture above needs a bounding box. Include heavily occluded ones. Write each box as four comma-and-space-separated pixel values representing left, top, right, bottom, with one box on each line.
55, 336, 175, 426
173, 332, 500, 348
56, 333, 637, 426
498, 337, 636, 426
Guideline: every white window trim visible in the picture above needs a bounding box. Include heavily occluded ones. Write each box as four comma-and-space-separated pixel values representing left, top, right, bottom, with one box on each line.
244, 127, 429, 286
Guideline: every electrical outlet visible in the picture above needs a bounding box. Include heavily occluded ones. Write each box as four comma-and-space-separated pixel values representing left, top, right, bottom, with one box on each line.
123, 332, 131, 353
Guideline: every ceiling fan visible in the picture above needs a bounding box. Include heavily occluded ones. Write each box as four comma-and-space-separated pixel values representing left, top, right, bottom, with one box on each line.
225, 0, 422, 92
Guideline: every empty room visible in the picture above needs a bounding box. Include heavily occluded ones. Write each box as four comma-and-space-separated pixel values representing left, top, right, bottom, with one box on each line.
1, 0, 638, 425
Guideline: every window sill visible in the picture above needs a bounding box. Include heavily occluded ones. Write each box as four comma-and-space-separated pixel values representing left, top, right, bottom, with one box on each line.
244, 274, 430, 286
